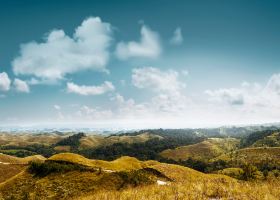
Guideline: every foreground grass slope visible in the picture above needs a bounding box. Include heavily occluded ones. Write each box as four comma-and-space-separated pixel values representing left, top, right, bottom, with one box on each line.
0, 154, 46, 184
0, 153, 279, 200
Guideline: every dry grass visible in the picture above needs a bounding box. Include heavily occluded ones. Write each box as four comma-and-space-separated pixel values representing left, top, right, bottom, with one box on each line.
0, 153, 45, 164
79, 132, 163, 149
161, 138, 239, 161
54, 145, 71, 152
0, 164, 26, 183
48, 153, 156, 171
0, 154, 45, 184
0, 132, 69, 147
213, 147, 280, 166
77, 179, 280, 200
0, 153, 279, 200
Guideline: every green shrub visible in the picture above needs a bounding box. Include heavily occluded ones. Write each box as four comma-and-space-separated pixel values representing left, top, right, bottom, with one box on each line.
28, 160, 92, 177
241, 164, 262, 180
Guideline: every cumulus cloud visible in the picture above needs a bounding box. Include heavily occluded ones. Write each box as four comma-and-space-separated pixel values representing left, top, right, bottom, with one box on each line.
67, 81, 115, 96
0, 72, 11, 91
76, 105, 113, 120
116, 25, 161, 60
205, 88, 245, 105
170, 27, 183, 45
12, 17, 112, 81
205, 73, 280, 119
132, 67, 186, 93
13, 78, 30, 93
265, 73, 280, 95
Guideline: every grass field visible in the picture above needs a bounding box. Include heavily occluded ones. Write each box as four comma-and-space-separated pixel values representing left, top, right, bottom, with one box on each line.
0, 153, 279, 200
160, 138, 239, 161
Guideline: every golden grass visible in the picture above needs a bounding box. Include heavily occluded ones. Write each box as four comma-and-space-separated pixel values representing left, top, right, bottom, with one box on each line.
0, 153, 279, 200
161, 138, 239, 161
0, 153, 45, 164
213, 147, 280, 165
77, 179, 280, 200
217, 167, 244, 179
79, 132, 163, 149
0, 132, 69, 147
0, 154, 45, 184
0, 164, 26, 183
54, 145, 71, 152
48, 153, 155, 171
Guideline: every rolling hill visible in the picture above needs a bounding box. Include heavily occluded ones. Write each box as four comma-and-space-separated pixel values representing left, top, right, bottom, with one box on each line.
0, 153, 45, 184
212, 147, 280, 167
0, 153, 279, 200
160, 138, 239, 161
252, 132, 280, 147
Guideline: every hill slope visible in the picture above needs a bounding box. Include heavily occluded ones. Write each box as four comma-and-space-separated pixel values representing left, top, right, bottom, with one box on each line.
160, 138, 239, 161
0, 154, 46, 183
0, 153, 279, 200
213, 147, 280, 168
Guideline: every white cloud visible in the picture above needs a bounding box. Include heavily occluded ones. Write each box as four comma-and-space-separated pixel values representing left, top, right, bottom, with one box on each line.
132, 67, 186, 93
54, 105, 61, 110
170, 27, 183, 45
266, 73, 280, 95
76, 105, 113, 120
205, 88, 245, 105
12, 17, 112, 81
205, 73, 280, 123
13, 78, 30, 93
67, 81, 115, 96
0, 72, 11, 91
116, 25, 161, 60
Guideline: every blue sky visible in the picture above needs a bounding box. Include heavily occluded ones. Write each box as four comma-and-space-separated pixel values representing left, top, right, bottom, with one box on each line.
0, 0, 280, 128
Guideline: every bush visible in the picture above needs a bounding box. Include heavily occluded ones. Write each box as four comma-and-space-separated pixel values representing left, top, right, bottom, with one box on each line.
241, 164, 262, 180
28, 160, 91, 177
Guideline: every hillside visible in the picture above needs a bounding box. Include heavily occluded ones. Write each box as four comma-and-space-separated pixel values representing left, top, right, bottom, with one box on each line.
160, 138, 239, 161
0, 154, 45, 183
252, 132, 280, 147
240, 129, 280, 148
79, 132, 163, 149
0, 153, 279, 200
212, 147, 280, 168
0, 132, 70, 147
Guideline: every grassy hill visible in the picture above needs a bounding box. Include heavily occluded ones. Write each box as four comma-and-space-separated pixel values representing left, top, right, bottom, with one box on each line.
252, 132, 280, 147
160, 138, 239, 161
212, 147, 280, 169
0, 153, 278, 200
0, 132, 70, 147
79, 132, 163, 149
0, 154, 45, 184
240, 129, 280, 148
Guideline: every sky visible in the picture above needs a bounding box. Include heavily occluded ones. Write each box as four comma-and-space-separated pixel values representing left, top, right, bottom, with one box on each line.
0, 0, 280, 128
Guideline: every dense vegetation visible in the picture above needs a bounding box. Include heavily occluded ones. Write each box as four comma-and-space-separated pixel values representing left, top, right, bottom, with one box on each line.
79, 133, 203, 161
55, 132, 85, 150
240, 129, 280, 147
28, 160, 93, 177
0, 144, 56, 157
